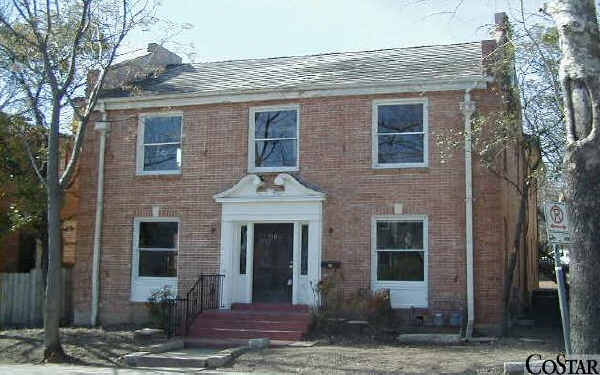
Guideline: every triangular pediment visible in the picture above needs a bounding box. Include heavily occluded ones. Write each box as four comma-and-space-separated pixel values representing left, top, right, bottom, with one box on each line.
214, 174, 325, 202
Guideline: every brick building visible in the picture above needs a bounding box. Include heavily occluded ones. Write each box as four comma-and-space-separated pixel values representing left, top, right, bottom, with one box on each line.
73, 13, 538, 336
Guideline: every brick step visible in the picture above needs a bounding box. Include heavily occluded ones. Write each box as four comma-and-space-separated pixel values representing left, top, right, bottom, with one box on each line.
200, 310, 311, 322
191, 319, 310, 331
190, 327, 305, 341
231, 303, 310, 313
185, 337, 297, 348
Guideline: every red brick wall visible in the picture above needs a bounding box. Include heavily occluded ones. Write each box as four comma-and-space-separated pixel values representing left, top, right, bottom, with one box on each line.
73, 88, 512, 331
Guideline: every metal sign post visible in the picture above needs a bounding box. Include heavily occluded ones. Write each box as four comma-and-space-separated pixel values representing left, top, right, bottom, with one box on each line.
544, 202, 572, 355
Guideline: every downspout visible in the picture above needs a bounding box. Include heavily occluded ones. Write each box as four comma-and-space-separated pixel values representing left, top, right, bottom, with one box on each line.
91, 102, 109, 326
460, 89, 476, 338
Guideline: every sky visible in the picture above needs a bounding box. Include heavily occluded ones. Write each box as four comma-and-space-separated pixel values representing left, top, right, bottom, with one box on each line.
121, 0, 547, 63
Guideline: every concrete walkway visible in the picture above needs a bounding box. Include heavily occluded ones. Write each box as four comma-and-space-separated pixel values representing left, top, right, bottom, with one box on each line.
0, 364, 264, 374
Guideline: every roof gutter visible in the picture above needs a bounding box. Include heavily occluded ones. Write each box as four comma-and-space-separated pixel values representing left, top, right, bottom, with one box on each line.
99, 77, 492, 110
460, 88, 477, 338
91, 102, 109, 326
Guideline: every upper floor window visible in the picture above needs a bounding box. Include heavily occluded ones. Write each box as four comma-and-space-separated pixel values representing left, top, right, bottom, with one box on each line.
249, 105, 299, 172
372, 99, 428, 168
137, 113, 183, 175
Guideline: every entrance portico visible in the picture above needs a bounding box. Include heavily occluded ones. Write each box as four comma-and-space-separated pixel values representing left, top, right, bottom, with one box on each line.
214, 174, 325, 308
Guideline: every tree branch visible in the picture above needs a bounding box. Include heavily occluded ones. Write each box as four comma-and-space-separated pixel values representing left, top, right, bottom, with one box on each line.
60, 0, 91, 94
22, 136, 47, 188
60, 0, 130, 189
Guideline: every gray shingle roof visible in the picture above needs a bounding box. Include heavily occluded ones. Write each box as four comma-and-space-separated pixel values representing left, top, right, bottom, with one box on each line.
101, 42, 486, 98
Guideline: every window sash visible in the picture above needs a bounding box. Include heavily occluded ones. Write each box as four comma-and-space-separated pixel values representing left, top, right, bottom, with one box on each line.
138, 247, 177, 252
376, 250, 424, 281
250, 106, 299, 171
377, 132, 425, 136
374, 219, 426, 282
134, 220, 178, 279
144, 141, 180, 146
376, 248, 423, 252
254, 137, 296, 141
372, 100, 427, 168
138, 250, 177, 277
143, 116, 182, 144
139, 114, 183, 173
254, 139, 297, 168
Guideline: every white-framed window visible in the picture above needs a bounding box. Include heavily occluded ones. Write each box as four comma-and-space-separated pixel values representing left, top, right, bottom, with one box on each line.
371, 215, 428, 308
137, 112, 183, 175
372, 98, 428, 168
131, 217, 179, 302
248, 105, 300, 172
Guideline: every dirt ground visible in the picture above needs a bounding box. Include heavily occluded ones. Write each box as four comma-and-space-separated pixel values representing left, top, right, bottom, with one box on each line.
0, 326, 563, 374
224, 328, 563, 374
0, 327, 166, 366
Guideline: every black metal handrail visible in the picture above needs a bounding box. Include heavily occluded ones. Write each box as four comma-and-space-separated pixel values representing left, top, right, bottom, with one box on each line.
163, 297, 187, 338
185, 274, 225, 332
163, 274, 225, 338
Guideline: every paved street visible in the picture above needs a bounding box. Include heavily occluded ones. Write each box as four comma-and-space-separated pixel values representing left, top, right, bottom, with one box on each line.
0, 364, 258, 375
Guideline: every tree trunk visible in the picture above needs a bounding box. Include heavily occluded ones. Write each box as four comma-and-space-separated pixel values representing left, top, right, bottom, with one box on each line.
503, 180, 529, 332
547, 0, 600, 354
43, 105, 66, 361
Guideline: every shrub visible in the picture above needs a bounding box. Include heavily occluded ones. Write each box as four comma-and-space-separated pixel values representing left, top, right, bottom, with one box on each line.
366, 288, 392, 326
310, 272, 393, 335
145, 285, 175, 329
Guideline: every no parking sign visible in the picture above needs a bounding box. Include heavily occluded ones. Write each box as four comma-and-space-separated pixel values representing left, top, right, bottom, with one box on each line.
544, 202, 572, 245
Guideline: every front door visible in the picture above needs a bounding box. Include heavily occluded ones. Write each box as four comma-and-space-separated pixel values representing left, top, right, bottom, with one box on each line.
252, 223, 293, 303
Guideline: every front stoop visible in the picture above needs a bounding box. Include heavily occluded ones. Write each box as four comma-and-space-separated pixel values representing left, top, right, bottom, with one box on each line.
188, 304, 312, 341
185, 337, 315, 348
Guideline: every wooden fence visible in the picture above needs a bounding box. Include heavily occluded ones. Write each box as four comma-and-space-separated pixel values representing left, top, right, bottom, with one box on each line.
0, 268, 72, 328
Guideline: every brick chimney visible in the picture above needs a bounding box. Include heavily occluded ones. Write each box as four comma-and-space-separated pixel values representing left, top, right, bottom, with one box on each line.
481, 12, 511, 75
91, 43, 182, 92
494, 12, 509, 45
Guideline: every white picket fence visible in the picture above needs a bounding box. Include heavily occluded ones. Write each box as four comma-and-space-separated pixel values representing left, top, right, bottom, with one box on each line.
0, 268, 71, 327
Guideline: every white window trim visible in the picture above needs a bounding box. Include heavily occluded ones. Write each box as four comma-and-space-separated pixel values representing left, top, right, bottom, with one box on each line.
371, 215, 429, 308
248, 104, 300, 173
136, 111, 184, 176
130, 217, 179, 302
371, 98, 429, 169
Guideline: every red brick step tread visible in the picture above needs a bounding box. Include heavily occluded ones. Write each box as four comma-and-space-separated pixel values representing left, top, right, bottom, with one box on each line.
188, 304, 312, 341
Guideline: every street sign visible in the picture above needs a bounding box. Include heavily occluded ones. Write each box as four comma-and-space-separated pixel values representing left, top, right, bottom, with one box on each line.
544, 202, 572, 245
544, 201, 573, 354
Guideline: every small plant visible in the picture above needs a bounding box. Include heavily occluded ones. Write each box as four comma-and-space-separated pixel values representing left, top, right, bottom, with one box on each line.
310, 271, 345, 332
145, 285, 175, 329
310, 272, 393, 338
366, 288, 392, 326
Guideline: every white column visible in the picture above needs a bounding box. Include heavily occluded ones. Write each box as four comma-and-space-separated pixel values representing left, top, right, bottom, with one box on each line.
246, 223, 254, 303
308, 216, 322, 307
219, 220, 235, 308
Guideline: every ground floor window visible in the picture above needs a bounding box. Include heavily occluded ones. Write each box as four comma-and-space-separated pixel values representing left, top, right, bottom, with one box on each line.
131, 218, 179, 302
372, 215, 428, 308
376, 220, 424, 281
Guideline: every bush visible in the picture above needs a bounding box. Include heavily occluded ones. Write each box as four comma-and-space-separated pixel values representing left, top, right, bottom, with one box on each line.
311, 272, 393, 334
145, 286, 175, 329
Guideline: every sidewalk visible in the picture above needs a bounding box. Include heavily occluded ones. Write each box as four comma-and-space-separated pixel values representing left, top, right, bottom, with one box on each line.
0, 364, 263, 375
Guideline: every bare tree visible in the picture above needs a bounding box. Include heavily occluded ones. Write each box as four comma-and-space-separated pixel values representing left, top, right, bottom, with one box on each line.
0, 0, 156, 361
